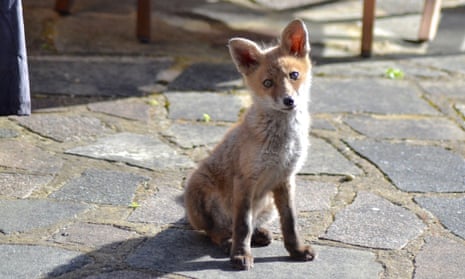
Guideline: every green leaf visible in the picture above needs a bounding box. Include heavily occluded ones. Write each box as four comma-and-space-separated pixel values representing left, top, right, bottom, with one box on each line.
202, 113, 211, 123
385, 68, 405, 80
129, 202, 141, 209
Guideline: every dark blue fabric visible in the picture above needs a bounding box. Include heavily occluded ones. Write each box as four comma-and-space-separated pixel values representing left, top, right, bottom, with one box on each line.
0, 0, 30, 115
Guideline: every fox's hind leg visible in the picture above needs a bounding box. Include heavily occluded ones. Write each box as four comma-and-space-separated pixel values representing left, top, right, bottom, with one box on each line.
185, 171, 232, 254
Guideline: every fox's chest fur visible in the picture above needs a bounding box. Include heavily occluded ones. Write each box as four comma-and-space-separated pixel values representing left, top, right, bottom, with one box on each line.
248, 106, 309, 178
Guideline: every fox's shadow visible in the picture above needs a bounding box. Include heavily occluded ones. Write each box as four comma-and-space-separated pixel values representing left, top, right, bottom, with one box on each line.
45, 222, 232, 278
46, 221, 296, 278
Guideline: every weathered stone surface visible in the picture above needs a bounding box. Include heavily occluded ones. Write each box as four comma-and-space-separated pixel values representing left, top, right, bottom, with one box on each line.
168, 63, 241, 91
88, 99, 151, 121
51, 168, 149, 205
456, 104, 465, 118
128, 186, 186, 225
165, 92, 243, 122
0, 244, 91, 278
51, 223, 140, 248
419, 80, 465, 98
300, 138, 362, 176
414, 237, 465, 279
311, 78, 438, 115
347, 140, 465, 192
0, 173, 53, 198
412, 54, 465, 76
295, 178, 338, 211
0, 140, 63, 175
29, 56, 172, 96
85, 270, 162, 279
0, 128, 19, 138
12, 114, 110, 142
162, 123, 230, 148
127, 229, 382, 279
344, 116, 465, 140
324, 192, 425, 249
66, 133, 195, 170
311, 118, 336, 131
415, 196, 465, 239
0, 199, 88, 234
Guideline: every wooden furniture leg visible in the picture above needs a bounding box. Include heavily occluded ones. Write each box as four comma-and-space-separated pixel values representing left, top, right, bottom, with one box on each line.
418, 0, 441, 41
361, 0, 376, 57
54, 0, 151, 42
137, 0, 151, 43
55, 0, 74, 15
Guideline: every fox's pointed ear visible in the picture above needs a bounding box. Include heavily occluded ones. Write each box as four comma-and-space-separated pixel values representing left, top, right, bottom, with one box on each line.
281, 19, 310, 57
228, 38, 262, 75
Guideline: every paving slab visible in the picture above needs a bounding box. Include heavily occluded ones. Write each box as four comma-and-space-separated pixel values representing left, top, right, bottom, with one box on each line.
29, 56, 173, 96
162, 122, 230, 148
0, 173, 53, 198
419, 80, 465, 98
347, 139, 465, 192
311, 118, 336, 131
88, 99, 152, 122
414, 236, 465, 279
0, 128, 19, 138
127, 229, 382, 279
295, 178, 338, 211
0, 140, 63, 175
51, 223, 140, 248
324, 192, 425, 249
315, 60, 447, 79
167, 63, 241, 91
456, 103, 465, 117
344, 115, 465, 140
66, 133, 195, 170
128, 186, 186, 225
85, 270, 163, 279
410, 55, 465, 76
12, 114, 111, 142
414, 196, 465, 240
311, 78, 438, 115
0, 199, 88, 234
300, 138, 362, 176
51, 168, 149, 205
165, 92, 243, 122
0, 244, 92, 278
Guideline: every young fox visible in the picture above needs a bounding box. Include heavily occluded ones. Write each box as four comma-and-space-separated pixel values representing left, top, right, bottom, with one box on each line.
184, 19, 314, 270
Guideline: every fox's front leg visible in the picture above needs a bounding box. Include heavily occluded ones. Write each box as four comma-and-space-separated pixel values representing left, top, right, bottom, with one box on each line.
230, 177, 254, 270
273, 177, 315, 261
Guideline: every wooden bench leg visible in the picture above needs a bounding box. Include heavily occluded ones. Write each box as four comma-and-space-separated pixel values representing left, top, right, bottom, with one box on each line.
361, 0, 376, 57
418, 0, 441, 42
55, 0, 74, 15
137, 0, 151, 43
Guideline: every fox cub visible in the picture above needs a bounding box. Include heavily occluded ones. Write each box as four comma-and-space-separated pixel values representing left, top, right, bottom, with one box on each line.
184, 19, 314, 270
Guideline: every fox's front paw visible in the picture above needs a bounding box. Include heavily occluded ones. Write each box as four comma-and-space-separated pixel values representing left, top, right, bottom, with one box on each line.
289, 245, 315, 261
231, 253, 254, 270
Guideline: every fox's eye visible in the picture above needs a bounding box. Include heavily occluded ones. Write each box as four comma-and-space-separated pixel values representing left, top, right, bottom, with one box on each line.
263, 79, 273, 88
289, 71, 299, 80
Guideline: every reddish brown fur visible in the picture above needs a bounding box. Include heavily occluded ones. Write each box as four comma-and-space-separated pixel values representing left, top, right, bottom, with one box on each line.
184, 19, 314, 270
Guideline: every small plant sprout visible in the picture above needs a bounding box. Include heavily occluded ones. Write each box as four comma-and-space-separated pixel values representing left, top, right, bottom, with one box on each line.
129, 201, 141, 209
385, 68, 405, 80
202, 113, 211, 123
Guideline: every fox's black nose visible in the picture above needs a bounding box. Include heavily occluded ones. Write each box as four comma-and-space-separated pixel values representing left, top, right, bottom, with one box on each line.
283, 96, 295, 107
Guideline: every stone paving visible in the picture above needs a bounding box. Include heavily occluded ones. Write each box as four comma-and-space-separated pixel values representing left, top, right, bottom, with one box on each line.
1, 0, 465, 278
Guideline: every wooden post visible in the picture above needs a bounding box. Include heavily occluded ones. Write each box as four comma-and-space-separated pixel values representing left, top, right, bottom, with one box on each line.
418, 0, 441, 42
137, 0, 151, 43
361, 0, 376, 57
55, 0, 74, 15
